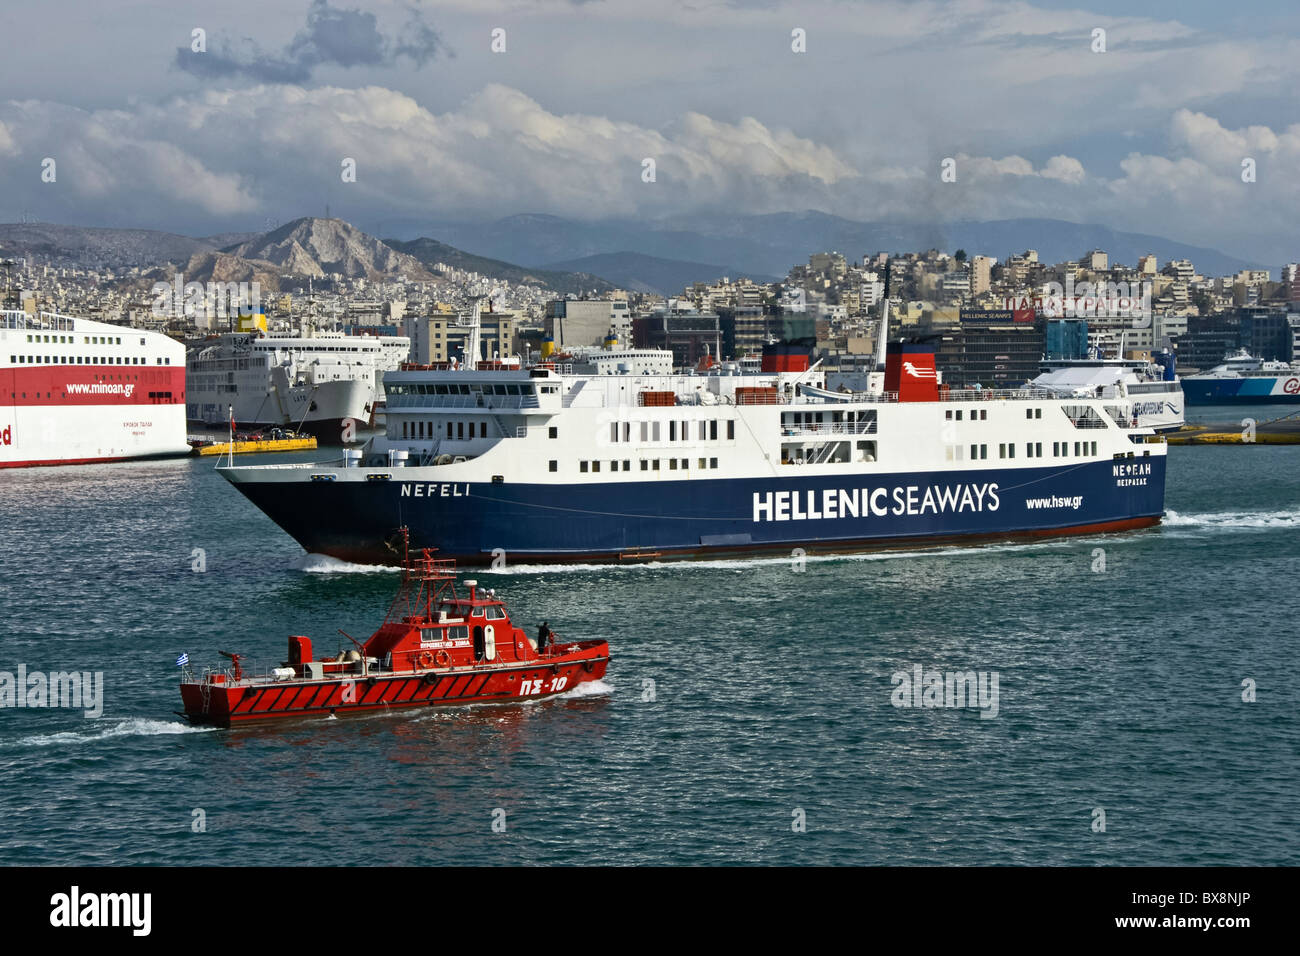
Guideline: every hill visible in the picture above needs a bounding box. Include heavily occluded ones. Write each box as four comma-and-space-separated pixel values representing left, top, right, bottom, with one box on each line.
386, 237, 616, 295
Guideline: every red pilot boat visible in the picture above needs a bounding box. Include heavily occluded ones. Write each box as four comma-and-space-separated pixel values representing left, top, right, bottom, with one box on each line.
179, 535, 610, 727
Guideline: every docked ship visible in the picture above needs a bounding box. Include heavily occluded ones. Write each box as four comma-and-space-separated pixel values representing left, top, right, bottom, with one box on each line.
1029, 350, 1184, 432
216, 309, 1168, 564
186, 328, 410, 436
1181, 349, 1300, 405
1, 310, 188, 468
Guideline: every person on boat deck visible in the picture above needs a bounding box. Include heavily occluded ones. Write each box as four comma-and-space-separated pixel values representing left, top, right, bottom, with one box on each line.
537, 621, 551, 651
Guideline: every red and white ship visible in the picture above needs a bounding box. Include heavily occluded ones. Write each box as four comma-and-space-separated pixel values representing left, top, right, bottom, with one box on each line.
1, 310, 189, 468
179, 533, 611, 727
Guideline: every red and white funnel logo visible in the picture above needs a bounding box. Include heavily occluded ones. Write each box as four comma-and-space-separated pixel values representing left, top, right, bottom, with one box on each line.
903, 361, 938, 380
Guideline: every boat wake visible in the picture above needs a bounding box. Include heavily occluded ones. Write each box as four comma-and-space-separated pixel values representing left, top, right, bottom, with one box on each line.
293, 553, 399, 574
1163, 508, 1300, 530
490, 540, 1077, 575
9, 718, 216, 748
560, 678, 614, 699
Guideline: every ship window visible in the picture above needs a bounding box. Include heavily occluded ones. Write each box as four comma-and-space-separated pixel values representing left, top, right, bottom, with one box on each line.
611, 422, 619, 443
486, 606, 506, 620
640, 460, 648, 471
669, 458, 678, 470
467, 422, 475, 438
669, 421, 676, 441
681, 458, 688, 469
653, 459, 660, 470
727, 420, 735, 440
946, 410, 953, 420
580, 461, 588, 473
549, 426, 557, 439
1036, 442, 1043, 456
1008, 444, 1014, 458
623, 459, 630, 471
1036, 409, 1042, 419
956, 410, 963, 420
709, 420, 718, 440
457, 422, 464, 440
970, 444, 978, 459
710, 458, 718, 468
446, 421, 453, 439
653, 421, 661, 441
610, 460, 618, 471
1091, 442, 1097, 455
549, 460, 557, 472
1026, 409, 1033, 419
591, 461, 600, 472
698, 458, 706, 469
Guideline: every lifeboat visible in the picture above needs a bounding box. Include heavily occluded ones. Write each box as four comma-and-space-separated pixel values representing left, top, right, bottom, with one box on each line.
178, 531, 610, 727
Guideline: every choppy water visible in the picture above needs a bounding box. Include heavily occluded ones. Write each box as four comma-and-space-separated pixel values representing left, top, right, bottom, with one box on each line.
1, 438, 1297, 865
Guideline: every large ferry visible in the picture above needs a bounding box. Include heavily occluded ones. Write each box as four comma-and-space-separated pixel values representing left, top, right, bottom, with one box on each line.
1182, 349, 1300, 405
1, 310, 188, 468
218, 332, 1168, 565
1029, 351, 1183, 432
186, 329, 410, 435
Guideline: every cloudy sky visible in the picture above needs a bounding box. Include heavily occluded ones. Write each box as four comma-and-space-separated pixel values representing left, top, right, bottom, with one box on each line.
0, 0, 1297, 262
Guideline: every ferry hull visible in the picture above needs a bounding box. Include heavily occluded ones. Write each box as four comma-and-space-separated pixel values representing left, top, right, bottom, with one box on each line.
1183, 376, 1300, 404
0, 400, 189, 468
223, 456, 1166, 565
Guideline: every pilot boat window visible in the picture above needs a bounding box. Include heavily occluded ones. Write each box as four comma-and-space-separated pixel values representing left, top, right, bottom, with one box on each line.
485, 606, 506, 620
420, 628, 445, 643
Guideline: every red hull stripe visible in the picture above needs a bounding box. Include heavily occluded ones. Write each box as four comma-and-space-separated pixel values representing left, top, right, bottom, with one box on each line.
2, 365, 185, 406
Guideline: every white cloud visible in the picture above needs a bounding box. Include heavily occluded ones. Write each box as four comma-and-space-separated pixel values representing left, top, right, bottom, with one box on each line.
955, 152, 1085, 183
0, 99, 257, 217
0, 84, 859, 224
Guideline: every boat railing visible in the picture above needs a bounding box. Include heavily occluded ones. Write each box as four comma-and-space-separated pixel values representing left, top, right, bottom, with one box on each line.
938, 387, 1057, 402
781, 421, 878, 437
387, 393, 540, 410
1, 310, 79, 332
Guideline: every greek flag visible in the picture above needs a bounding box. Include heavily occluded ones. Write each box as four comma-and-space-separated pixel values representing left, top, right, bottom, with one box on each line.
176, 653, 190, 667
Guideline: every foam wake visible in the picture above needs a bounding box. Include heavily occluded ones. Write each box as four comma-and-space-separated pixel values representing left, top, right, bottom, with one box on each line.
1163, 508, 1300, 529
489, 540, 1074, 575
560, 678, 614, 699
292, 553, 399, 574
9, 718, 216, 748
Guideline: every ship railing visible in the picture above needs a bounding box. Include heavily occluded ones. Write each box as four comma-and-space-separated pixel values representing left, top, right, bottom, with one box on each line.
2, 310, 79, 332
781, 421, 878, 437
938, 387, 1057, 401
386, 394, 540, 410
